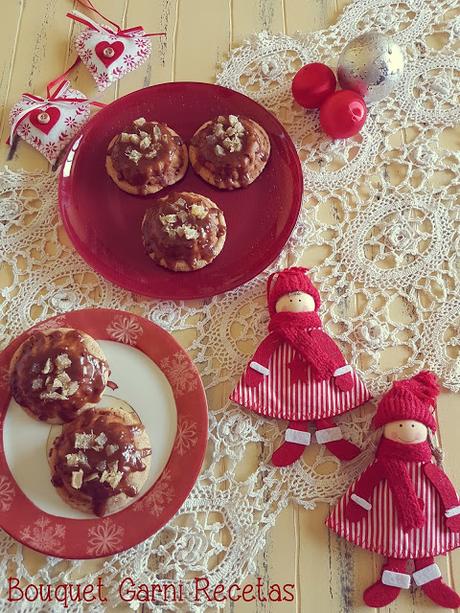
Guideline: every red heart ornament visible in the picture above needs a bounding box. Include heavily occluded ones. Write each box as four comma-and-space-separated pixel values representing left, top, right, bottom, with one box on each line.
95, 40, 125, 67
29, 106, 61, 135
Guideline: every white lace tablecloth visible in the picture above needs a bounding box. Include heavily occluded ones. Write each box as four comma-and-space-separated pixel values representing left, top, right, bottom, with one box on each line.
0, 0, 459, 610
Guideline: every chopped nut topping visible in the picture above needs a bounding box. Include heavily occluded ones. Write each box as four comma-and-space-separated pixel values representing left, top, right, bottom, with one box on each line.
140, 136, 152, 150
133, 117, 146, 127
191, 204, 208, 219
122, 448, 141, 463
31, 378, 43, 390
93, 432, 108, 450
145, 150, 157, 159
215, 144, 225, 156
71, 469, 84, 490
139, 131, 149, 139
66, 451, 87, 467
66, 381, 79, 396
75, 431, 96, 450
129, 134, 140, 145
163, 225, 177, 238
100, 460, 123, 489
176, 210, 188, 223
39, 390, 66, 400
106, 444, 119, 456
52, 372, 71, 389
217, 115, 226, 123
153, 125, 162, 141
181, 225, 200, 240
159, 214, 177, 225
55, 353, 72, 369
126, 150, 143, 164
42, 358, 52, 375
213, 123, 225, 138
120, 132, 131, 143
229, 114, 239, 126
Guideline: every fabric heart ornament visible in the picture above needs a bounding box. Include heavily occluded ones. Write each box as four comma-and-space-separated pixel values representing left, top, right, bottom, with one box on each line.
9, 81, 91, 163
69, 10, 156, 92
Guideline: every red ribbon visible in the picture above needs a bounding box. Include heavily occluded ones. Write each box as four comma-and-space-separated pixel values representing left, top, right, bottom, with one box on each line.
67, 0, 165, 38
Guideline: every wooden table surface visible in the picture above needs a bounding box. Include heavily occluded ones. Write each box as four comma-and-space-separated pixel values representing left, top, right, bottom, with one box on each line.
1, 1, 459, 611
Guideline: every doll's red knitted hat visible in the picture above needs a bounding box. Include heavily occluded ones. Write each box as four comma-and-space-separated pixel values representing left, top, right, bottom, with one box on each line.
267, 267, 321, 315
372, 371, 439, 431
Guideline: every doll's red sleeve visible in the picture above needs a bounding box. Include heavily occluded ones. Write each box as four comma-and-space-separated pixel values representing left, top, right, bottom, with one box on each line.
249, 333, 281, 369
353, 461, 386, 500
345, 462, 385, 521
309, 329, 347, 370
424, 463, 459, 511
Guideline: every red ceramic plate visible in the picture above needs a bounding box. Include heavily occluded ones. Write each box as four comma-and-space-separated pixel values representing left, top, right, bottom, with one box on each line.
0, 309, 207, 558
59, 82, 302, 299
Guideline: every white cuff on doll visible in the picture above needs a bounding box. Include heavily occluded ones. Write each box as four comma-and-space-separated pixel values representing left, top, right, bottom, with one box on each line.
333, 365, 352, 377
350, 494, 372, 511
445, 505, 460, 518
285, 429, 311, 446
412, 564, 442, 586
315, 426, 343, 444
382, 570, 411, 589
249, 361, 270, 376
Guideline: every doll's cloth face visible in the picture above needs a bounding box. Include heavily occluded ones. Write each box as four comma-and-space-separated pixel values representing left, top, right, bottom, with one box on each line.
275, 292, 316, 313
383, 420, 428, 444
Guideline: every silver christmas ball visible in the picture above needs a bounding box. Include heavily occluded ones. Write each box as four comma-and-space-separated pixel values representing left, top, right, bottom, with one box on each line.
337, 32, 404, 104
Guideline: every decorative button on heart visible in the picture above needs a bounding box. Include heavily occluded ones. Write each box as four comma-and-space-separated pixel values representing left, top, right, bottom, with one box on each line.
37, 112, 51, 124
95, 40, 125, 67
29, 106, 61, 135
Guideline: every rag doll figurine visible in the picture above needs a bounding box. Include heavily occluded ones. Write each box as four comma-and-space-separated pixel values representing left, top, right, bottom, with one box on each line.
327, 371, 460, 608
230, 267, 372, 466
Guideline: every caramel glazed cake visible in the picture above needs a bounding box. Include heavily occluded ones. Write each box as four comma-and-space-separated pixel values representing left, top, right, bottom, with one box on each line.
105, 117, 188, 195
142, 191, 227, 271
189, 114, 271, 190
49, 407, 152, 516
9, 328, 109, 424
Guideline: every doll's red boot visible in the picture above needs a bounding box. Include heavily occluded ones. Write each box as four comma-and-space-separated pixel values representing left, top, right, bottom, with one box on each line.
271, 421, 310, 466
413, 558, 460, 608
363, 559, 410, 607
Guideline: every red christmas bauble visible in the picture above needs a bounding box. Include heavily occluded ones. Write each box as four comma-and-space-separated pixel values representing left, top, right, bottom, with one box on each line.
319, 90, 367, 139
291, 63, 336, 109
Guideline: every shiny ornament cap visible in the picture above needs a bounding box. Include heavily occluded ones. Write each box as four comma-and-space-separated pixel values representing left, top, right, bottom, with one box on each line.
373, 371, 439, 431
267, 267, 321, 315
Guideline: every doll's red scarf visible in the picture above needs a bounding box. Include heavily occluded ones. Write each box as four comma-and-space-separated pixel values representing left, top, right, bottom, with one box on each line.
268, 312, 338, 380
376, 438, 432, 531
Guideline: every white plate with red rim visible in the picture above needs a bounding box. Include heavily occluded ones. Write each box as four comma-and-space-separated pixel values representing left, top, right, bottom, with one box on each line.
0, 308, 208, 559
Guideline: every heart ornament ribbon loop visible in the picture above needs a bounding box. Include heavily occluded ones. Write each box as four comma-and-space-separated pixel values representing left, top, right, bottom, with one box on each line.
9, 80, 92, 163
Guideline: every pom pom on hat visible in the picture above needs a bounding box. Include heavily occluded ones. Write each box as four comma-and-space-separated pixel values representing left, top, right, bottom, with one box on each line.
266, 267, 321, 315
373, 370, 439, 431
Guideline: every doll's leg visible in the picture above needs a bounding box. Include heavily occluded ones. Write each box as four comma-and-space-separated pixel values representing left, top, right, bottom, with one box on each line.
271, 420, 310, 467
315, 417, 360, 461
413, 556, 460, 608
363, 558, 409, 607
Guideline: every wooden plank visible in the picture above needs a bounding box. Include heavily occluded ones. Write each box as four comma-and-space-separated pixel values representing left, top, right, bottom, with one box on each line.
231, 0, 285, 45
174, 0, 231, 83
118, 0, 177, 94
285, 0, 350, 34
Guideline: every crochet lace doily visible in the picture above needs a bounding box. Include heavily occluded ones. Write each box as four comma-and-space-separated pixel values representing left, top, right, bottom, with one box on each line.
0, 0, 459, 610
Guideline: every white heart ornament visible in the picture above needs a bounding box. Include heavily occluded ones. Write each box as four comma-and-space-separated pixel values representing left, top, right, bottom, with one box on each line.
74, 28, 152, 92
9, 85, 90, 164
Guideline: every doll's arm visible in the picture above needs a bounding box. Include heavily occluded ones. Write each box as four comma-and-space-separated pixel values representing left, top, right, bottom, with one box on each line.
310, 329, 354, 391
424, 463, 460, 531
244, 333, 281, 387
345, 462, 385, 522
